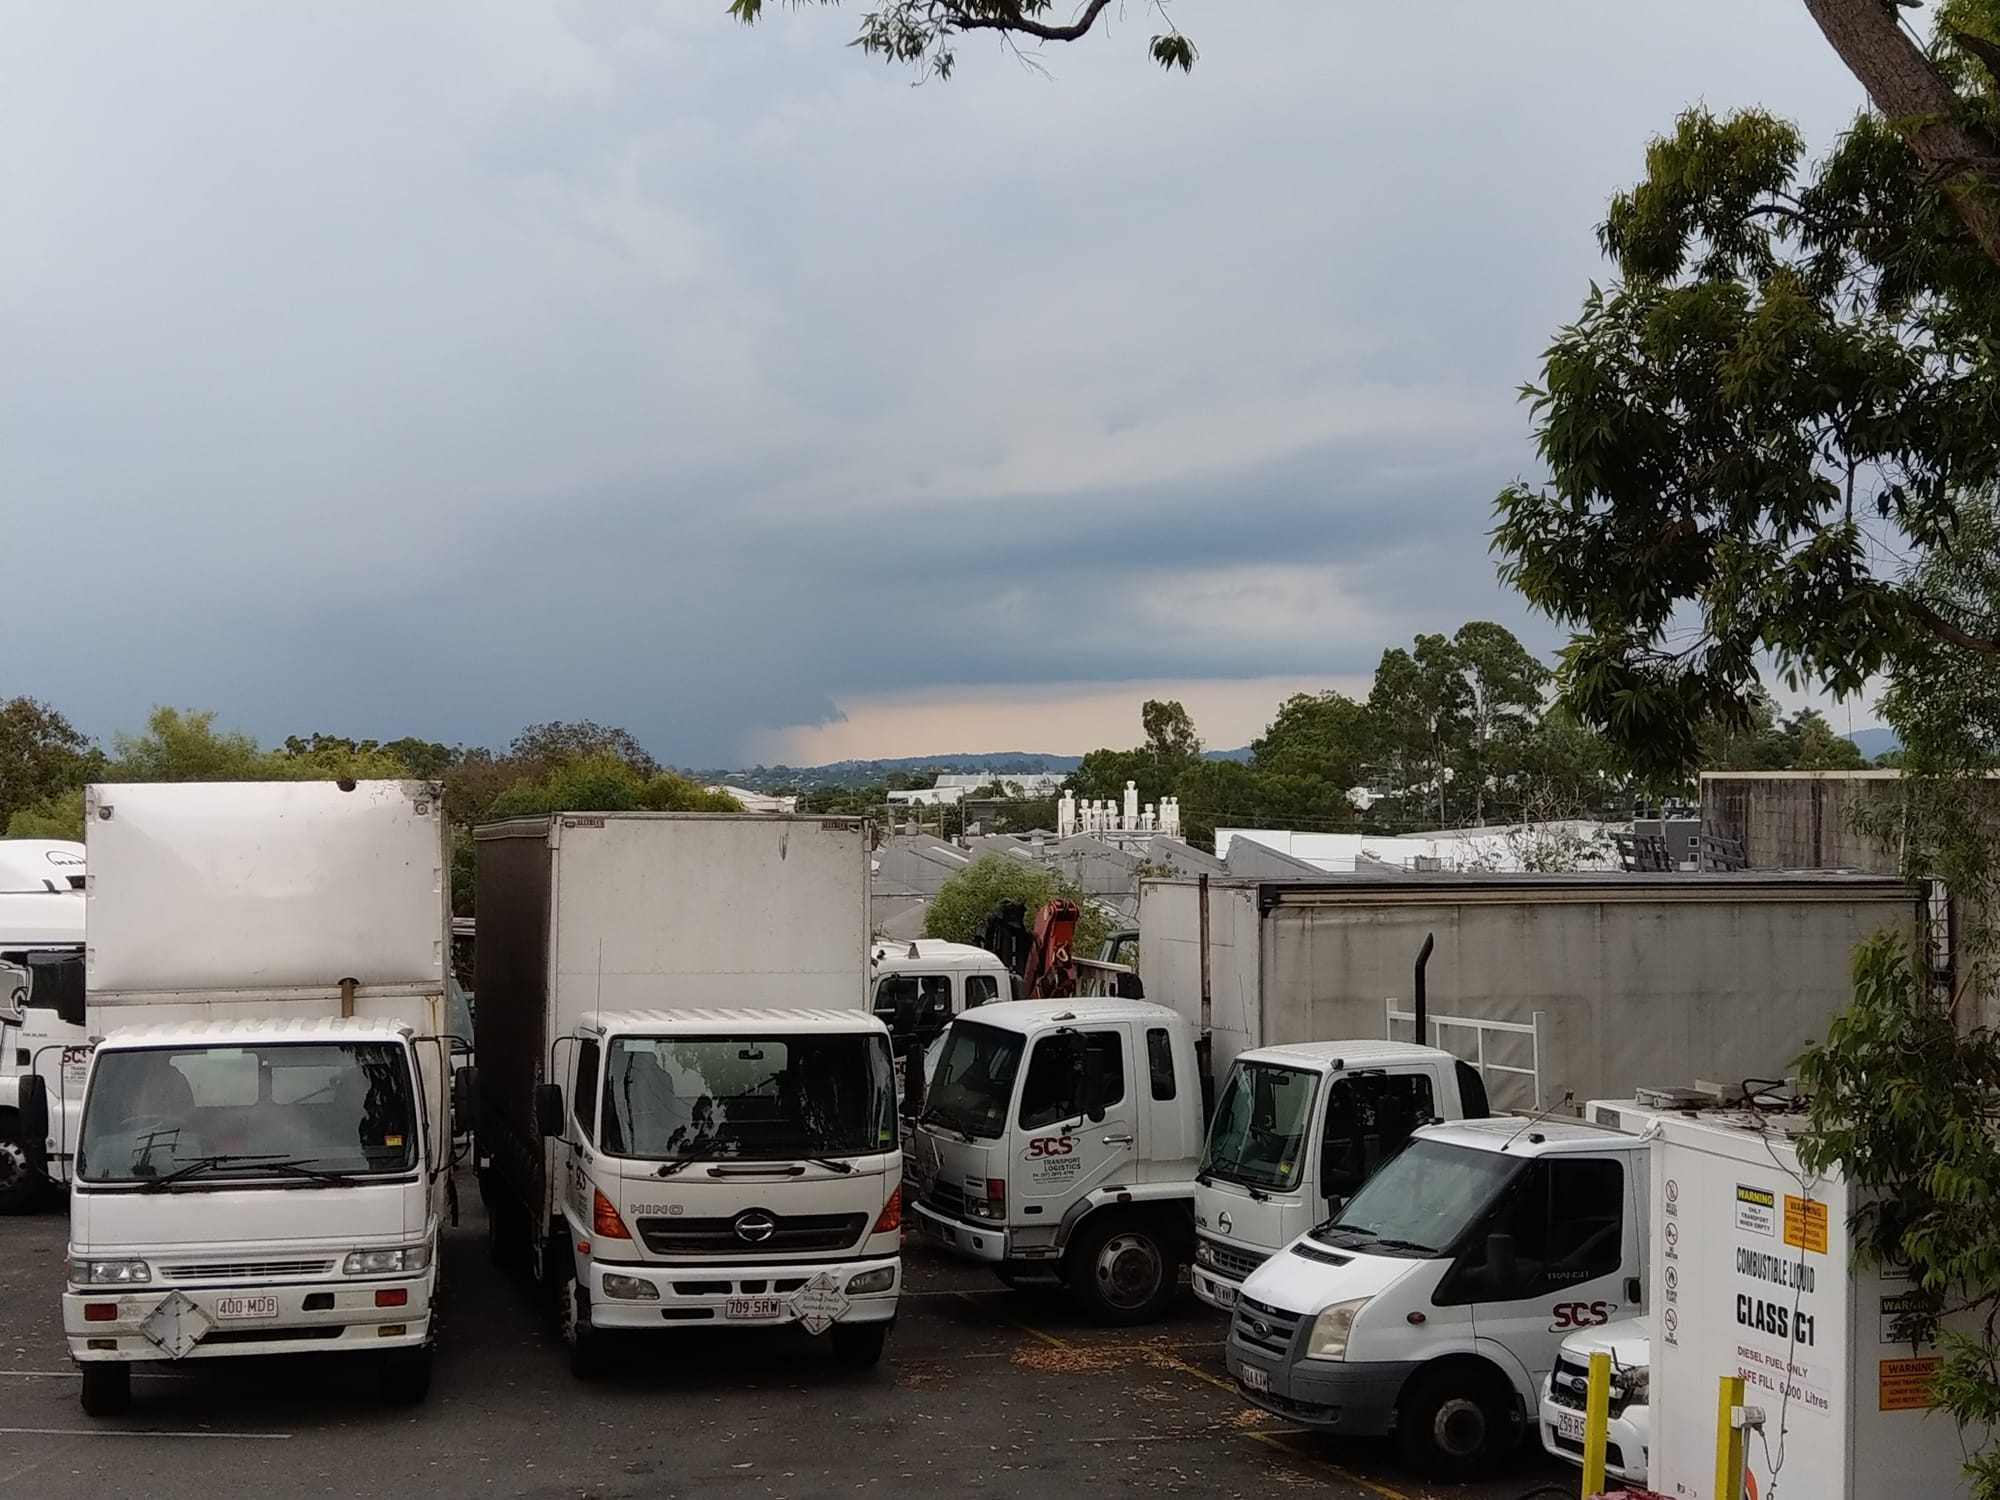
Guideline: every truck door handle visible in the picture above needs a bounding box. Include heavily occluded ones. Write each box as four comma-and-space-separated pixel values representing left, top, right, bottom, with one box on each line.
1102, 1134, 1134, 1146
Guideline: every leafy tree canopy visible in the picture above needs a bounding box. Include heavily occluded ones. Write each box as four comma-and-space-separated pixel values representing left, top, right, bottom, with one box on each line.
923, 852, 1111, 957
485, 754, 741, 819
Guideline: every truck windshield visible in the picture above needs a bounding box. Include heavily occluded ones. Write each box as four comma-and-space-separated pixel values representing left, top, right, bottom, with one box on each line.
920, 1021, 1023, 1140
1201, 1060, 1320, 1192
76, 1042, 418, 1185
600, 1033, 896, 1161
1310, 1138, 1522, 1258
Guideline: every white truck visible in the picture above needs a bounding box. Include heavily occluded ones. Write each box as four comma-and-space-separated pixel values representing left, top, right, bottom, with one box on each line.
32, 781, 455, 1416
470, 812, 902, 1375
1224, 1115, 1649, 1479
1, 886, 86, 1209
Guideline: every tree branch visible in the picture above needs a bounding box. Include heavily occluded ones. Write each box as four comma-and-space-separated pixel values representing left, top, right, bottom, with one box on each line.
948, 0, 1116, 43
1901, 593, 2000, 656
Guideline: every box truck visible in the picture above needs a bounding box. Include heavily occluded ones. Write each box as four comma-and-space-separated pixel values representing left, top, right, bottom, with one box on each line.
37, 781, 455, 1415
470, 813, 901, 1374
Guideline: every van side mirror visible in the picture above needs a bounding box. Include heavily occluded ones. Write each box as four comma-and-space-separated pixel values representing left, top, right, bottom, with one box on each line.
19, 1074, 49, 1173
1486, 1232, 1519, 1293
1081, 1047, 1107, 1123
452, 1067, 479, 1134
535, 1082, 565, 1139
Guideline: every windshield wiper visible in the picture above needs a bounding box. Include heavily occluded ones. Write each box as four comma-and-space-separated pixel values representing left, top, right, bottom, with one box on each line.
801, 1156, 855, 1174
656, 1136, 730, 1178
918, 1111, 972, 1143
139, 1154, 357, 1191
1356, 1236, 1436, 1255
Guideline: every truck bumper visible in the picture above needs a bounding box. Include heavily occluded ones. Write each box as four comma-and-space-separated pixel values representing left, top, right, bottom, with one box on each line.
909, 1201, 1008, 1263
581, 1254, 901, 1332
1539, 1391, 1650, 1483
1225, 1331, 1414, 1435
64, 1273, 434, 1363
1191, 1266, 1242, 1312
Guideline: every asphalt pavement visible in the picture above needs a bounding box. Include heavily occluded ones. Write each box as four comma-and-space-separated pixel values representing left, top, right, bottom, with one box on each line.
0, 1188, 1571, 1500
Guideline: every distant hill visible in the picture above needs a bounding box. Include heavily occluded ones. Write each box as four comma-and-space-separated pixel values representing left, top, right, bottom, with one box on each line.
1846, 727, 1901, 761
700, 747, 1253, 791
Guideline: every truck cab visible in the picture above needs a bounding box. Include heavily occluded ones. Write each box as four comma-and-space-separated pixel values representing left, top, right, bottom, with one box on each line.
538, 1007, 904, 1375
1192, 1041, 1488, 1312
1226, 1117, 1647, 1479
869, 940, 1014, 1077
908, 998, 1201, 1323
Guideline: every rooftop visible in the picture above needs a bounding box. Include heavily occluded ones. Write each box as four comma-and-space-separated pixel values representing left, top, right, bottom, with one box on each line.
583, 1006, 890, 1036
97, 1015, 415, 1048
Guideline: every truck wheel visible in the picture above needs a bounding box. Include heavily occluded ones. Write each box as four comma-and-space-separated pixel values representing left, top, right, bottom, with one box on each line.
485, 1198, 522, 1272
1394, 1362, 1517, 1480
378, 1349, 433, 1406
559, 1264, 606, 1379
1065, 1215, 1180, 1325
0, 1111, 43, 1215
79, 1364, 131, 1418
829, 1323, 887, 1370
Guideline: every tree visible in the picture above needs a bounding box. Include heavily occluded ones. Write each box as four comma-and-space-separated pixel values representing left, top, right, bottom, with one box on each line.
1172, 759, 1345, 850
1251, 691, 1377, 791
1494, 83, 2000, 780
509, 721, 659, 776
484, 754, 741, 819
728, 0, 1196, 81
1141, 699, 1201, 766
1449, 621, 1551, 824
111, 707, 275, 782
1781, 708, 1868, 770
1367, 634, 1469, 826
923, 853, 1111, 958
1067, 700, 1203, 813
0, 697, 99, 833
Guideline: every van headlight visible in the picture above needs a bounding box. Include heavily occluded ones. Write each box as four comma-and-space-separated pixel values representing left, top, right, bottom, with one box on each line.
342, 1243, 432, 1276
1305, 1298, 1369, 1361
71, 1258, 151, 1286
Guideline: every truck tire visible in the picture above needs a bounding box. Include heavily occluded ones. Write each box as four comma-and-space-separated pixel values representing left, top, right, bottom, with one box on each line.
1394, 1361, 1518, 1480
378, 1348, 433, 1406
79, 1364, 131, 1418
559, 1262, 607, 1379
829, 1323, 887, 1370
0, 1111, 40, 1215
1064, 1213, 1181, 1325
484, 1197, 522, 1272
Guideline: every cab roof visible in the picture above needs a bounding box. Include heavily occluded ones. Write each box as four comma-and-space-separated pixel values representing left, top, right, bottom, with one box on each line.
96, 1016, 415, 1050
948, 997, 1183, 1034
870, 939, 1011, 972
1414, 1116, 1636, 1155
584, 1007, 889, 1037
1236, 1038, 1457, 1070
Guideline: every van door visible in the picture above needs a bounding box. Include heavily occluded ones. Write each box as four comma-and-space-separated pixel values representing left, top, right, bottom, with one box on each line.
1316, 1070, 1438, 1215
1435, 1152, 1634, 1397
1010, 1025, 1137, 1220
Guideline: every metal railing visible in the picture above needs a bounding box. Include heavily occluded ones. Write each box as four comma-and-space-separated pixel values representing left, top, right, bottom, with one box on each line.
1385, 998, 1549, 1110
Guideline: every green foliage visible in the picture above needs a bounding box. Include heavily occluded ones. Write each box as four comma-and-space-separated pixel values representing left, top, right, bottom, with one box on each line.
1494, 80, 2000, 780
1252, 691, 1377, 789
6, 789, 86, 841
509, 720, 658, 775
923, 853, 1110, 958
0, 697, 100, 833
484, 753, 741, 819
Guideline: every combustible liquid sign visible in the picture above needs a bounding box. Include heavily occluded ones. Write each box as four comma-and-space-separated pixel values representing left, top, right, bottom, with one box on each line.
1783, 1195, 1829, 1255
1880, 1356, 1943, 1412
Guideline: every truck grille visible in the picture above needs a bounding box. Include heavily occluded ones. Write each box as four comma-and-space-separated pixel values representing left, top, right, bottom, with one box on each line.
635, 1212, 868, 1257
1232, 1295, 1302, 1359
1198, 1236, 1267, 1283
160, 1259, 335, 1281
923, 1181, 967, 1219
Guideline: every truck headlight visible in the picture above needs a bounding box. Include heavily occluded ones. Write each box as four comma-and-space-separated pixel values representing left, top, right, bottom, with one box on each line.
847, 1266, 896, 1295
342, 1244, 432, 1276
1305, 1298, 1369, 1361
70, 1258, 151, 1286
1194, 1241, 1215, 1268
599, 1273, 660, 1301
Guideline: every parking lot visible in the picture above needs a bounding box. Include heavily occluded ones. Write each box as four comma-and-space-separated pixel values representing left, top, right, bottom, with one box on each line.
0, 1190, 1570, 1500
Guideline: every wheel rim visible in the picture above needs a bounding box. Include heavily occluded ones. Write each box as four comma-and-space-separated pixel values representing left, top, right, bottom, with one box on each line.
0, 1138, 27, 1191
1094, 1233, 1164, 1310
1430, 1395, 1488, 1458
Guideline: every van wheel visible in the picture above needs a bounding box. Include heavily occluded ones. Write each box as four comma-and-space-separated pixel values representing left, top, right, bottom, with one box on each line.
79, 1364, 131, 1418
830, 1323, 887, 1369
1395, 1363, 1517, 1480
560, 1264, 606, 1379
379, 1349, 433, 1406
1065, 1215, 1179, 1325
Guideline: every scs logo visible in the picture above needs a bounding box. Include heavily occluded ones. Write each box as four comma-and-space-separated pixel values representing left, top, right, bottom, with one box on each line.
1549, 1300, 1616, 1332
1025, 1137, 1075, 1159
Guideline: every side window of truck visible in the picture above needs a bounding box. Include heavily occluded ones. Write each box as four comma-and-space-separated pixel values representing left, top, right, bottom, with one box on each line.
1321, 1073, 1436, 1204
1146, 1027, 1176, 1101
1018, 1030, 1126, 1129
873, 975, 953, 1035
573, 1039, 600, 1143
964, 974, 1001, 1010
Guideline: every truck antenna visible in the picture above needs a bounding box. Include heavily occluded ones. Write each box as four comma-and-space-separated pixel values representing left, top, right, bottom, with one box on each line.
1499, 1089, 1576, 1152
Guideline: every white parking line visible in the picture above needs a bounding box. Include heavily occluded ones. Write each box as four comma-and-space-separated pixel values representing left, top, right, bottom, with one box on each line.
0, 1427, 292, 1441
0, 1370, 177, 1381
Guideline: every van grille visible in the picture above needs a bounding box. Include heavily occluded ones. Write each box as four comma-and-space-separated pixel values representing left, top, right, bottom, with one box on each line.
161, 1260, 334, 1281
1548, 1351, 1642, 1418
635, 1212, 867, 1257
1232, 1295, 1302, 1359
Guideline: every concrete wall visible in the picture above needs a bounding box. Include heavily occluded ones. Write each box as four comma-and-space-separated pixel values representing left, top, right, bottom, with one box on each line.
1700, 773, 1902, 874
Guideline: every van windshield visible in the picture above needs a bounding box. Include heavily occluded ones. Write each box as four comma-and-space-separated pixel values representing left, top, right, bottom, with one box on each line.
1310, 1138, 1523, 1258
77, 1042, 418, 1185
1202, 1060, 1320, 1192
920, 1021, 1023, 1140
600, 1033, 896, 1161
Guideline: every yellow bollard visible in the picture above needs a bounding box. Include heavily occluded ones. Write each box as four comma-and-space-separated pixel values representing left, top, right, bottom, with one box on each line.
1714, 1374, 1747, 1500
1580, 1350, 1612, 1496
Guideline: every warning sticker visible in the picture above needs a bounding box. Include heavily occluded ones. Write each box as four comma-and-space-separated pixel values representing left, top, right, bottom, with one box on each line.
1735, 1184, 1776, 1237
1783, 1195, 1829, 1255
1880, 1293, 1932, 1346
1879, 1357, 1942, 1411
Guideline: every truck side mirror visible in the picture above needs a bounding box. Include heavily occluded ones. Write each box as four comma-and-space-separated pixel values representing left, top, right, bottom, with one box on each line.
901, 1037, 928, 1120
18, 1074, 49, 1173
452, 1067, 479, 1134
1486, 1232, 1519, 1293
535, 1082, 566, 1139
26, 952, 85, 1029
1081, 1048, 1107, 1123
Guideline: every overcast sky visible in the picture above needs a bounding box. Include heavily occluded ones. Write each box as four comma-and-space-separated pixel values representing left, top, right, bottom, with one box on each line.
2, 2, 1876, 766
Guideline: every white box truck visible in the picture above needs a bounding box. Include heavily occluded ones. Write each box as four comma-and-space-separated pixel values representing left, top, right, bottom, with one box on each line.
2, 886, 85, 1210
471, 813, 902, 1375
39, 781, 455, 1416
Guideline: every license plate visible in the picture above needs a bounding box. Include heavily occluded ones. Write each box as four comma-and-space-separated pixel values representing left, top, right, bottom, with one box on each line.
1210, 1281, 1238, 1309
213, 1295, 278, 1321
1239, 1364, 1270, 1394
1556, 1409, 1586, 1442
724, 1297, 784, 1321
